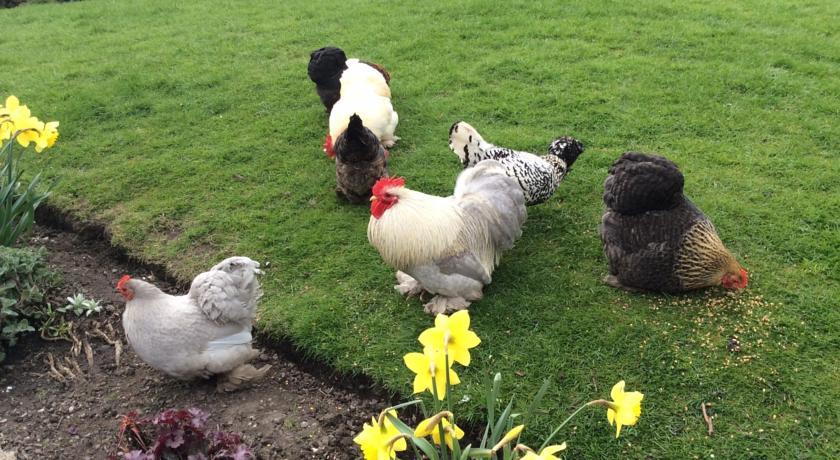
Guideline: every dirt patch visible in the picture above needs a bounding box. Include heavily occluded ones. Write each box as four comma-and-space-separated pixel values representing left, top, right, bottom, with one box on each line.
0, 224, 398, 459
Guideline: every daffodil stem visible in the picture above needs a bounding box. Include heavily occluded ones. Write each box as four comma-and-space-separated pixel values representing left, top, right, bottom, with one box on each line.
444, 351, 452, 413
538, 400, 601, 451
386, 433, 411, 451
514, 444, 534, 455
439, 422, 449, 460
3, 137, 15, 185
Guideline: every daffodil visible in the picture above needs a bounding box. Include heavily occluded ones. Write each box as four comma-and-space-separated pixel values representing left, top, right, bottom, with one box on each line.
403, 346, 460, 400
606, 380, 644, 438
353, 410, 407, 460
14, 117, 43, 149
34, 120, 59, 152
419, 310, 481, 366
520, 443, 567, 460
0, 96, 59, 152
415, 413, 465, 449
492, 424, 524, 452
1, 96, 34, 142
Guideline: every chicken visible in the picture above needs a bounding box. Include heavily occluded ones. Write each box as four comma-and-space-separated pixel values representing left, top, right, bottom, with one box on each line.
325, 87, 399, 158
307, 46, 391, 112
116, 257, 271, 391
333, 113, 388, 203
599, 152, 748, 293
449, 121, 584, 205
367, 160, 527, 314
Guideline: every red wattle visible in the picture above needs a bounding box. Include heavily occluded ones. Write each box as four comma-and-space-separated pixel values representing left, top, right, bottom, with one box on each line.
323, 135, 335, 159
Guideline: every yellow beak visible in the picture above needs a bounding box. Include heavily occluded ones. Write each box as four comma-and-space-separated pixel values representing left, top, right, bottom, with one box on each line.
370, 196, 377, 202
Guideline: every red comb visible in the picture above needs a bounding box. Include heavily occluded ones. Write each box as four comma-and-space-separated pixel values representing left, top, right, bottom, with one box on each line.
117, 275, 131, 290
372, 176, 405, 197
323, 135, 335, 159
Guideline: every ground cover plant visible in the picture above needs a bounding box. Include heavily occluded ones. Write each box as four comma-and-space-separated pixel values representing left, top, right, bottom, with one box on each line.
0, 246, 53, 361
2, 0, 838, 457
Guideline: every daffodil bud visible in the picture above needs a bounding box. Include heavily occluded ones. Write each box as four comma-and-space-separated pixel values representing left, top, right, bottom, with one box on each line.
492, 424, 524, 452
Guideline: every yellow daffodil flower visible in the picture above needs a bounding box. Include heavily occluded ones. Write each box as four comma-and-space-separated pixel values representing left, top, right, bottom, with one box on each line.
606, 380, 644, 438
418, 310, 481, 366
1, 96, 33, 142
353, 410, 407, 460
14, 117, 43, 149
0, 103, 10, 141
520, 443, 567, 460
403, 346, 460, 400
34, 121, 59, 152
0, 96, 59, 152
415, 414, 465, 449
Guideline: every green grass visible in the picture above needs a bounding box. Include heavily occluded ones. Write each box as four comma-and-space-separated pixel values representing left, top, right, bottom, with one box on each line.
4, 0, 839, 457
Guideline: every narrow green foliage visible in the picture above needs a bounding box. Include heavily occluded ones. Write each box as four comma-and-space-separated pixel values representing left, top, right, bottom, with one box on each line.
0, 140, 53, 246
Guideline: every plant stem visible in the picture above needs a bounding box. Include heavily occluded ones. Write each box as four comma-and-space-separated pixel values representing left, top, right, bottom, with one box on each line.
538, 400, 606, 451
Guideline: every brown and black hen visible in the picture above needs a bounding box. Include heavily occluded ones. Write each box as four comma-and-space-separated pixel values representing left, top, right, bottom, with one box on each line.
333, 114, 388, 204
599, 152, 748, 293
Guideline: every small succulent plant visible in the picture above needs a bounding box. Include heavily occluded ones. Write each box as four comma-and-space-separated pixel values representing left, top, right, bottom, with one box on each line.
59, 293, 104, 317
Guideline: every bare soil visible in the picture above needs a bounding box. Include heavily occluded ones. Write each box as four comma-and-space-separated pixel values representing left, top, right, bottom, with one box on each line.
0, 222, 396, 459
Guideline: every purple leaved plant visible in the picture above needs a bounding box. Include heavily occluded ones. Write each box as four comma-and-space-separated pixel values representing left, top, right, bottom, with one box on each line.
108, 408, 253, 460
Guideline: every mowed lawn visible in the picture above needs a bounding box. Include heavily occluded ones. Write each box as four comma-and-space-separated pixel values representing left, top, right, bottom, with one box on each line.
4, 0, 838, 457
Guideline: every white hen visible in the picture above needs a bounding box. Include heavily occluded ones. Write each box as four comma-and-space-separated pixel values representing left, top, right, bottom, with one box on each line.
339, 58, 391, 99
324, 61, 399, 158
117, 257, 270, 391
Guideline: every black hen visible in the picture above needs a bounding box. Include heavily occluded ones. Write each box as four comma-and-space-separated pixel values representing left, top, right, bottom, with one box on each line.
600, 152, 747, 293
307, 47, 348, 111
333, 114, 388, 204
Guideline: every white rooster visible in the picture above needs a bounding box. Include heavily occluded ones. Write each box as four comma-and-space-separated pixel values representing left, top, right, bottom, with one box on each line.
449, 121, 584, 205
367, 160, 527, 314
117, 257, 271, 391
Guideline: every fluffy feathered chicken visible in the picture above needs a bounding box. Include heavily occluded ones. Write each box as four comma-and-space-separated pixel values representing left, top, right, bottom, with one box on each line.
599, 152, 748, 293
307, 46, 391, 111
326, 88, 398, 158
333, 114, 388, 203
367, 160, 527, 314
309, 47, 398, 159
117, 257, 271, 391
449, 121, 584, 205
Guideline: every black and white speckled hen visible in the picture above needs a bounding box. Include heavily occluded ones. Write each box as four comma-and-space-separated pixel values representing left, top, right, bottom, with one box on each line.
599, 152, 748, 293
448, 121, 584, 205
333, 114, 388, 204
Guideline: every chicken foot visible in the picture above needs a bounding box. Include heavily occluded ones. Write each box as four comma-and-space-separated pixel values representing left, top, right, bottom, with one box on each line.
216, 363, 272, 393
423, 295, 471, 315
394, 271, 428, 300
602, 275, 643, 292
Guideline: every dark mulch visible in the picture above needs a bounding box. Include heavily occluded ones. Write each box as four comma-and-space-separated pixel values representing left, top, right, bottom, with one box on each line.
0, 222, 397, 459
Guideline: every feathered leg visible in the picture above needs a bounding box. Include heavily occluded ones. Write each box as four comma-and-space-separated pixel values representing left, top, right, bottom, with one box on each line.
602, 275, 642, 292
423, 296, 471, 315
216, 363, 272, 392
394, 271, 426, 297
